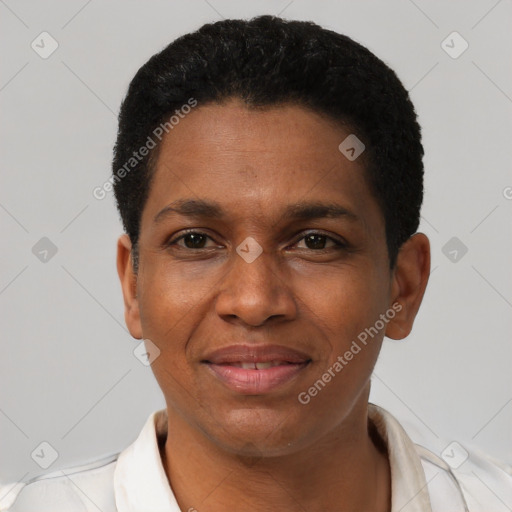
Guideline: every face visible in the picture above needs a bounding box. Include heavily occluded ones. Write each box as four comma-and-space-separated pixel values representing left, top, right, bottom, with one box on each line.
118, 99, 429, 457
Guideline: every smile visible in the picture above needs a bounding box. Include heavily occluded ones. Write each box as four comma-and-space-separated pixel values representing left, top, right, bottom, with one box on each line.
220, 360, 295, 370
202, 344, 312, 394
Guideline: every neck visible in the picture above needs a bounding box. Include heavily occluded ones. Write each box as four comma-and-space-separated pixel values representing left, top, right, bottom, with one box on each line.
161, 401, 391, 512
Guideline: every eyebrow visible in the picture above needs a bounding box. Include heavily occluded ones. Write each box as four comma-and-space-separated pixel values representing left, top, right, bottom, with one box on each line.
153, 198, 360, 224
154, 199, 224, 223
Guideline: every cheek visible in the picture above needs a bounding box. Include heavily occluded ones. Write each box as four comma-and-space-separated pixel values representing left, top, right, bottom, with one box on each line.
136, 260, 210, 410
294, 270, 386, 418
136, 257, 232, 393
290, 262, 388, 406
292, 261, 388, 342
138, 257, 222, 335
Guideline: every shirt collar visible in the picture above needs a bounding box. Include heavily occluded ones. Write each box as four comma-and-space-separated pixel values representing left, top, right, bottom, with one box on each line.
114, 403, 432, 512
114, 409, 180, 512
369, 403, 433, 512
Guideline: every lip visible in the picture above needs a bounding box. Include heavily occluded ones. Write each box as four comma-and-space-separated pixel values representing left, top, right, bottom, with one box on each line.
202, 344, 311, 394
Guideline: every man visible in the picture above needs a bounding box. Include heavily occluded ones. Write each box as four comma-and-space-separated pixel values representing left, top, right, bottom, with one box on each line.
3, 15, 511, 512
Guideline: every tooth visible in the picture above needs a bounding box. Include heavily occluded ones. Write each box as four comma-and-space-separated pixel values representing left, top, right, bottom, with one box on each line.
255, 362, 274, 370
241, 362, 256, 369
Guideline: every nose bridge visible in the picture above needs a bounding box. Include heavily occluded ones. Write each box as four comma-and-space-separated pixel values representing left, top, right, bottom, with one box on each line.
235, 247, 277, 291
215, 242, 295, 326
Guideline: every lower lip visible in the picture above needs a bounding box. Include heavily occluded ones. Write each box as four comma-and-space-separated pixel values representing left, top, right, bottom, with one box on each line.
205, 362, 310, 394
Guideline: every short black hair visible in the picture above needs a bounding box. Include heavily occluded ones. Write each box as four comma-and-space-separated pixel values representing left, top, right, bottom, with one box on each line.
112, 15, 424, 269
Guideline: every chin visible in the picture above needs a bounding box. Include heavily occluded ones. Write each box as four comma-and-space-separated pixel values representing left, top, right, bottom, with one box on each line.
202, 405, 310, 458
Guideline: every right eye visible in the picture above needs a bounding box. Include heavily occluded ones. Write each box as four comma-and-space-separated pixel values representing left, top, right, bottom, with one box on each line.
167, 230, 219, 250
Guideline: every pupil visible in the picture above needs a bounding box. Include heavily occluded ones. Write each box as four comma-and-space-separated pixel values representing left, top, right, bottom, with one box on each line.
184, 233, 206, 248
306, 234, 325, 249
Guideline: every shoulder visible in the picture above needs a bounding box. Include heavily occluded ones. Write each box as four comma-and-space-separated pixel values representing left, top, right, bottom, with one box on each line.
1, 409, 165, 512
0, 454, 119, 512
416, 442, 512, 511
369, 403, 512, 511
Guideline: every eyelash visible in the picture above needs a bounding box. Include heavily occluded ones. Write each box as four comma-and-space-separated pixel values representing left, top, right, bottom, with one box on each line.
166, 229, 347, 251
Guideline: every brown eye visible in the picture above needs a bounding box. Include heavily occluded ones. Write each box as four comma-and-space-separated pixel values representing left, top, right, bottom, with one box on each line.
304, 234, 327, 249
167, 231, 218, 250
295, 233, 343, 250
180, 233, 208, 249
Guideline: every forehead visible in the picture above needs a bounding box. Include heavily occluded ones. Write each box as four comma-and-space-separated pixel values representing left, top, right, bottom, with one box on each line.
141, 99, 382, 232
155, 99, 360, 170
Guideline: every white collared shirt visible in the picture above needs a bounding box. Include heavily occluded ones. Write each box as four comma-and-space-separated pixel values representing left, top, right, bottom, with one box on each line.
1, 404, 511, 511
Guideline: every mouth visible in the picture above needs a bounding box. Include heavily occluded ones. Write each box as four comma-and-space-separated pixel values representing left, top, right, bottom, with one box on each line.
220, 360, 301, 370
202, 345, 312, 394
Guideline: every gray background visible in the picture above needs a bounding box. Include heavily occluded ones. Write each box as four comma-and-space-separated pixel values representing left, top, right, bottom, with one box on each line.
1, 0, 511, 494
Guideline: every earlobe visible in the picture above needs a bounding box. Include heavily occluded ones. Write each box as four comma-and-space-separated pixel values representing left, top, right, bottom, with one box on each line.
116, 234, 143, 339
385, 233, 430, 340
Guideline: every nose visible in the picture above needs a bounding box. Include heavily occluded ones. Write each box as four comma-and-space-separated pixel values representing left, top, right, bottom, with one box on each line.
214, 246, 297, 327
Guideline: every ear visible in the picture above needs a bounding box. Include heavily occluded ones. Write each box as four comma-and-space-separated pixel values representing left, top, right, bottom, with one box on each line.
117, 234, 143, 339
385, 233, 430, 340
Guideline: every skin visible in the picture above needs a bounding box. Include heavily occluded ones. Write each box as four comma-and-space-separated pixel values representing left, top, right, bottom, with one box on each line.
117, 99, 430, 512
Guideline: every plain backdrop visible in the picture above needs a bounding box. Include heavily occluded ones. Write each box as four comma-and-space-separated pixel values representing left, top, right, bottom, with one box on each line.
1, 0, 511, 488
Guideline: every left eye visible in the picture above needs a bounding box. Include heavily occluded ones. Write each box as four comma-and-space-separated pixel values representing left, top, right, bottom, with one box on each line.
295, 233, 343, 250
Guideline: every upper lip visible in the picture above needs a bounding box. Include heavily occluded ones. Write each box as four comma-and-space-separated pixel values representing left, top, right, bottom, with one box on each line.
203, 344, 311, 364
